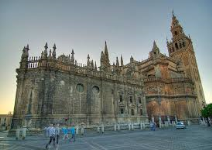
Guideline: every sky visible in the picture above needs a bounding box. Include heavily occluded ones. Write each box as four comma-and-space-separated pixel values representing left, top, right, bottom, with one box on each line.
0, 0, 212, 114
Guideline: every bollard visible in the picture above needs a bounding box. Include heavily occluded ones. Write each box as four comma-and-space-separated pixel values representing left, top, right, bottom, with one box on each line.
97, 126, 100, 133
76, 126, 79, 135
165, 121, 168, 127
117, 124, 120, 131
114, 124, 117, 131
187, 120, 191, 126
101, 124, 104, 134
80, 126, 84, 136
167, 116, 171, 125
22, 127, 27, 140
128, 123, 131, 130
140, 122, 143, 130
131, 123, 134, 130
159, 116, 162, 128
172, 121, 175, 126
16, 128, 20, 140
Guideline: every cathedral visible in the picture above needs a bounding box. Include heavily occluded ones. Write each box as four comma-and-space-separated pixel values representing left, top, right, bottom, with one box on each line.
11, 13, 205, 129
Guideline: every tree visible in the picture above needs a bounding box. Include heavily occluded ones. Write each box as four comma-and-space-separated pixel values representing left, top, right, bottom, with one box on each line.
201, 103, 212, 126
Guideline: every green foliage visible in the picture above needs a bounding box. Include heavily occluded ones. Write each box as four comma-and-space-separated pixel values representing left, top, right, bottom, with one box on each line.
201, 103, 212, 118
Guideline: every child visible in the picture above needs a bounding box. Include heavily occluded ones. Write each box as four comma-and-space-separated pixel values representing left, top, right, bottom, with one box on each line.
62, 126, 69, 141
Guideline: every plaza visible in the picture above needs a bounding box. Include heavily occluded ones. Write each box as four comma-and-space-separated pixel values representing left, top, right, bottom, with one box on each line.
0, 125, 212, 150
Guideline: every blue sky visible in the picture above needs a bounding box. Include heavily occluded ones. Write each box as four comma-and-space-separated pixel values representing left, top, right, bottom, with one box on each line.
0, 0, 212, 113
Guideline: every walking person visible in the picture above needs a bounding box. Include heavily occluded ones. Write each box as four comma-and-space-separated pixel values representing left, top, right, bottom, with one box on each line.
55, 124, 60, 149
62, 125, 69, 141
70, 125, 76, 142
153, 122, 156, 131
150, 121, 153, 131
45, 124, 56, 149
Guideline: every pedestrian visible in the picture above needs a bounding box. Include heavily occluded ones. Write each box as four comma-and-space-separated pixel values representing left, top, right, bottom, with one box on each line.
55, 124, 60, 146
45, 124, 56, 149
153, 122, 156, 131
150, 121, 153, 131
62, 125, 69, 140
70, 125, 76, 142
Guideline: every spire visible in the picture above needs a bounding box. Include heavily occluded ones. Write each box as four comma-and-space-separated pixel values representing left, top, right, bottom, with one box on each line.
171, 10, 179, 28
21, 46, 27, 59
49, 49, 52, 57
26, 44, 29, 51
87, 54, 90, 66
172, 10, 175, 18
152, 40, 159, 51
44, 42, 48, 58
52, 44, 56, 59
104, 41, 110, 64
20, 46, 29, 69
130, 56, 134, 63
95, 61, 97, 70
101, 51, 104, 59
91, 60, 94, 69
100, 51, 104, 65
25, 44, 29, 57
22, 46, 26, 53
53, 43, 56, 50
150, 41, 160, 58
104, 41, 108, 57
116, 57, 119, 66
44, 42, 48, 50
171, 12, 184, 38
71, 49, 75, 63
121, 55, 123, 66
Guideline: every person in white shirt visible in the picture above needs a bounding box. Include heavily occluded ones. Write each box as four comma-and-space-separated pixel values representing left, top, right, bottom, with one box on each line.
46, 124, 56, 149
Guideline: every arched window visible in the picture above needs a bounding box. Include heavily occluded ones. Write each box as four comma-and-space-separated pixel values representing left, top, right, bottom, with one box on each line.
120, 108, 124, 114
129, 96, 133, 103
175, 43, 179, 49
182, 41, 185, 47
138, 97, 142, 104
131, 109, 134, 115
92, 86, 99, 94
179, 43, 182, 48
140, 109, 143, 116
120, 95, 123, 102
174, 31, 178, 35
76, 84, 84, 93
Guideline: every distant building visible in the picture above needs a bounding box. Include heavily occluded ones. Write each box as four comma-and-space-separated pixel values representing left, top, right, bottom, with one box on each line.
11, 13, 205, 129
0, 113, 13, 130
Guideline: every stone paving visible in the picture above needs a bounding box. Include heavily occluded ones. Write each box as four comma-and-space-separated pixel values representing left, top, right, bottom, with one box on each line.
0, 125, 212, 150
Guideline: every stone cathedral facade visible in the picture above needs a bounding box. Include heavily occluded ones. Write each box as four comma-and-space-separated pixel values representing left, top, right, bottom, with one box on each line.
11, 14, 205, 129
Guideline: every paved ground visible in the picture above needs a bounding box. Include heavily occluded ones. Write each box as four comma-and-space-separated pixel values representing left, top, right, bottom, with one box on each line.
0, 125, 212, 150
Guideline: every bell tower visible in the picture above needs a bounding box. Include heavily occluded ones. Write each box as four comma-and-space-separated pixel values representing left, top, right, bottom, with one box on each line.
167, 12, 205, 113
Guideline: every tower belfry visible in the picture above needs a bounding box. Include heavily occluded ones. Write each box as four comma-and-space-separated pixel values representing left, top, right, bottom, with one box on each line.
167, 12, 205, 112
